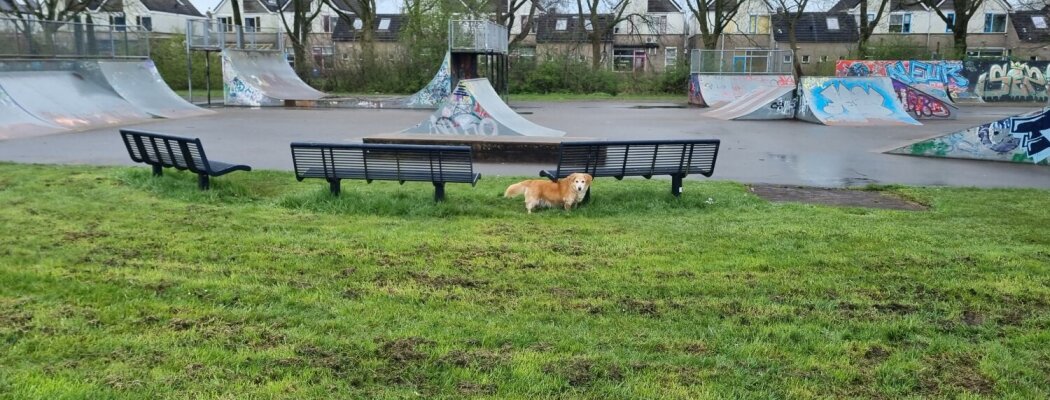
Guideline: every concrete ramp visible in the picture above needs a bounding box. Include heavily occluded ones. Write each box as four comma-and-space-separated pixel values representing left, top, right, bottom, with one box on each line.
797, 77, 921, 126
0, 84, 67, 140
222, 49, 326, 106
0, 71, 152, 130
98, 59, 213, 118
704, 86, 796, 120
400, 53, 452, 108
403, 78, 565, 137
892, 78, 958, 120
887, 108, 1050, 165
689, 74, 795, 107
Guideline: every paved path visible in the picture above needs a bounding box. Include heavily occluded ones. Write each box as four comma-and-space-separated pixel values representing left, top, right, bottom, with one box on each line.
2, 101, 1048, 188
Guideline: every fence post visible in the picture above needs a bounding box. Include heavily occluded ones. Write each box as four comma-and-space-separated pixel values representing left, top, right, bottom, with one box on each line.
110, 24, 116, 57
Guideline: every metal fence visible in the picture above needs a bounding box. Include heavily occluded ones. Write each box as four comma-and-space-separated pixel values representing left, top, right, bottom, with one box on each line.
186, 18, 284, 51
0, 17, 149, 58
449, 20, 508, 54
690, 49, 794, 74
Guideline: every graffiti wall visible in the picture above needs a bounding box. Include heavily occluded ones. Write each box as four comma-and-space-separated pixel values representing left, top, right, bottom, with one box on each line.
403, 53, 452, 108
221, 52, 280, 107
418, 81, 499, 135
891, 79, 956, 119
888, 108, 1050, 164
966, 61, 1050, 102
836, 60, 970, 101
688, 74, 794, 107
797, 77, 920, 126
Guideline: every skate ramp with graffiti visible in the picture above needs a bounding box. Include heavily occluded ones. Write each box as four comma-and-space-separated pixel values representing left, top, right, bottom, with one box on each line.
688, 74, 795, 107
222, 49, 327, 106
0, 84, 67, 140
403, 78, 565, 137
797, 77, 921, 126
891, 79, 958, 120
703, 86, 796, 120
887, 108, 1050, 165
398, 53, 452, 108
98, 59, 213, 118
0, 70, 153, 131
971, 61, 1050, 103
835, 60, 974, 103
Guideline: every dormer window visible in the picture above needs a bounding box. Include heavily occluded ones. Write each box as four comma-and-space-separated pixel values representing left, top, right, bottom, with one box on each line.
556, 18, 568, 31
352, 19, 363, 30
1033, 16, 1047, 29
826, 17, 839, 31
378, 18, 391, 31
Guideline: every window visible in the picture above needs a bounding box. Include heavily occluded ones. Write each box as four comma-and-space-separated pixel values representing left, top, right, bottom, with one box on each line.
244, 17, 260, 32
378, 18, 391, 31
783, 54, 792, 64
556, 18, 568, 31
655, 15, 668, 34
826, 17, 839, 31
1033, 16, 1047, 29
218, 17, 233, 32
322, 15, 332, 33
511, 46, 535, 58
312, 46, 334, 71
665, 47, 677, 66
801, 55, 810, 64
748, 15, 770, 34
820, 55, 828, 63
613, 48, 646, 72
889, 13, 911, 33
984, 13, 1006, 33
136, 16, 152, 31
110, 16, 126, 32
584, 20, 593, 31
352, 19, 363, 30
945, 13, 954, 32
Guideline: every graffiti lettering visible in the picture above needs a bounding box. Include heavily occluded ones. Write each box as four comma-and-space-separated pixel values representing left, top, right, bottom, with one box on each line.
975, 62, 1050, 102
836, 60, 969, 101
425, 83, 499, 136
891, 109, 1050, 164
891, 79, 952, 119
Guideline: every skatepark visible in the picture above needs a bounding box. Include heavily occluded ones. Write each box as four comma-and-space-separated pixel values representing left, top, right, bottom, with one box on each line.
0, 20, 1047, 189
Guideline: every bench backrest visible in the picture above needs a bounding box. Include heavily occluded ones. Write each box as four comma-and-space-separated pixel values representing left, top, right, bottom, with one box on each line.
291, 143, 476, 183
120, 130, 211, 174
551, 139, 720, 179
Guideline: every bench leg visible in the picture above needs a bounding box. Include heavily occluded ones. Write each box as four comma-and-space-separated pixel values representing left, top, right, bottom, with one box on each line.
433, 182, 446, 202
152, 165, 163, 176
328, 179, 341, 196
198, 174, 210, 190
671, 174, 684, 198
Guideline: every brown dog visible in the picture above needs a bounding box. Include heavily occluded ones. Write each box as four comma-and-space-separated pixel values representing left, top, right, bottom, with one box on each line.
504, 173, 593, 213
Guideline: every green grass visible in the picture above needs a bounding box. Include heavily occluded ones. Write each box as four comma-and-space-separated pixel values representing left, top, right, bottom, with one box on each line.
0, 163, 1048, 399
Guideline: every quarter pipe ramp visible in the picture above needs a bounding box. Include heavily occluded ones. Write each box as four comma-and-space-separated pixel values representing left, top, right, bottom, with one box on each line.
223, 49, 327, 106
703, 86, 796, 120
0, 84, 66, 140
688, 74, 795, 107
0, 70, 153, 130
97, 59, 213, 118
892, 78, 958, 120
403, 78, 565, 137
887, 108, 1050, 165
797, 77, 921, 126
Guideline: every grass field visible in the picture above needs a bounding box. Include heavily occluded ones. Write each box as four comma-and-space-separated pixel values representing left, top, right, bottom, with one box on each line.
1, 163, 1048, 399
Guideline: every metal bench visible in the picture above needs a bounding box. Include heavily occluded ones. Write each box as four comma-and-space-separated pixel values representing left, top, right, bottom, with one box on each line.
290, 142, 481, 201
540, 139, 720, 198
120, 129, 252, 190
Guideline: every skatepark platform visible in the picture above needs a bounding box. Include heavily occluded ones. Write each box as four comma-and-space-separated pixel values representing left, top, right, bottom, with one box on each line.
363, 133, 591, 163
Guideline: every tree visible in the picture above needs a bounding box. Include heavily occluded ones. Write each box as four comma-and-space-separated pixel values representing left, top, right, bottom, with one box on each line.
765, 0, 808, 77
686, 0, 744, 50
856, 0, 890, 57
231, 0, 245, 46
494, 0, 542, 47
279, 0, 323, 75
325, 0, 378, 55
912, 0, 988, 57
574, 0, 643, 69
4, 0, 94, 55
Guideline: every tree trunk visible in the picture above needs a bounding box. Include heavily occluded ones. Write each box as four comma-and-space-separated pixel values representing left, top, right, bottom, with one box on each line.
952, 29, 967, 58
702, 34, 718, 50
591, 36, 602, 70
788, 24, 802, 78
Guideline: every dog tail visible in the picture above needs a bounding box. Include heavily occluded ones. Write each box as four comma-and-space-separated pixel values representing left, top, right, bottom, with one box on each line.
504, 182, 527, 198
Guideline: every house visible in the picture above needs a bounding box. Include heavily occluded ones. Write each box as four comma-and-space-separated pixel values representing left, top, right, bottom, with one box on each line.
771, 11, 859, 72
87, 0, 205, 33
686, 0, 775, 50
1008, 7, 1050, 60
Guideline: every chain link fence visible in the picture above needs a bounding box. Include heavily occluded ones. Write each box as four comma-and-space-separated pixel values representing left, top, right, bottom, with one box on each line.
449, 20, 508, 54
690, 49, 794, 74
0, 17, 149, 58
186, 18, 284, 51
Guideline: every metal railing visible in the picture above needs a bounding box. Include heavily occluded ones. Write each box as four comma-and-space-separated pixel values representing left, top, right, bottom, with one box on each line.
690, 49, 794, 74
0, 17, 149, 58
449, 20, 508, 54
186, 18, 284, 51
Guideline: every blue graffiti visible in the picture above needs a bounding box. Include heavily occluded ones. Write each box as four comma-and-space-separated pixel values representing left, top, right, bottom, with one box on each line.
1010, 112, 1050, 162
886, 61, 969, 88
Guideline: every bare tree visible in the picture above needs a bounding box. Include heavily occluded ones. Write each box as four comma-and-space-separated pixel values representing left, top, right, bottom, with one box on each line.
496, 0, 542, 46
687, 0, 744, 49
279, 0, 323, 75
325, 0, 378, 53
5, 0, 94, 54
765, 0, 808, 76
911, 0, 987, 57
856, 0, 890, 57
575, 0, 645, 69
231, 0, 245, 46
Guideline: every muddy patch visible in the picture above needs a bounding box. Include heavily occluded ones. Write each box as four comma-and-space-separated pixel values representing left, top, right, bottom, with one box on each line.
749, 185, 928, 211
